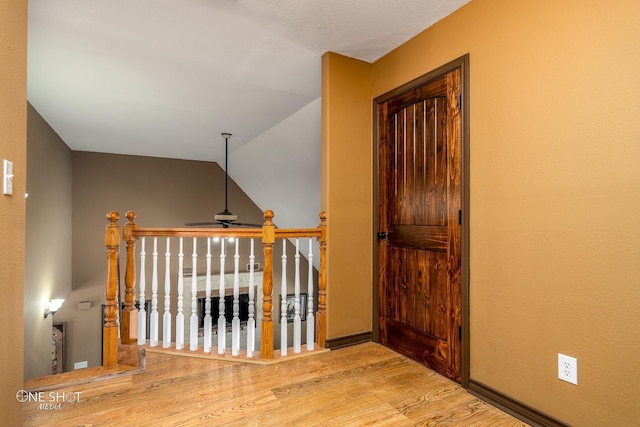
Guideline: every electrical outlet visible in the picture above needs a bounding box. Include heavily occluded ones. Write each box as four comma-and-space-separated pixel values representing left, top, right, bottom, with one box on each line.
558, 353, 578, 385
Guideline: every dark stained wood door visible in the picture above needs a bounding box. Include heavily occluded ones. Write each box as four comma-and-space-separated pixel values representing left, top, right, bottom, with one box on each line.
378, 68, 462, 382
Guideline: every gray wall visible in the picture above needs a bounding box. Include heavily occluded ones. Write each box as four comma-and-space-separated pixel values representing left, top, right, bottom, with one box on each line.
25, 125, 316, 376
70, 151, 266, 290
25, 104, 73, 379
62, 151, 268, 370
24, 135, 266, 374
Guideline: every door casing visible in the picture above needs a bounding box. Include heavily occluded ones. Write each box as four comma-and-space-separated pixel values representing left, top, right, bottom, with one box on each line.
372, 54, 470, 387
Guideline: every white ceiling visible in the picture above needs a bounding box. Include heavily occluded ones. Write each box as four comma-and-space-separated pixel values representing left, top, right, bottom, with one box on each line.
27, 0, 470, 229
27, 0, 470, 163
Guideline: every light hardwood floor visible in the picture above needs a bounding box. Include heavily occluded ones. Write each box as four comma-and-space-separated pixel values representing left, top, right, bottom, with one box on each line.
23, 342, 528, 426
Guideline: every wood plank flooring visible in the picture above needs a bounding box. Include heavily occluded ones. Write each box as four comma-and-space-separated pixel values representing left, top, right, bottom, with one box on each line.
23, 342, 528, 426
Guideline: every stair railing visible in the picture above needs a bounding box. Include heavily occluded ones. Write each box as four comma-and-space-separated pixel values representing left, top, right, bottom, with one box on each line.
103, 210, 326, 366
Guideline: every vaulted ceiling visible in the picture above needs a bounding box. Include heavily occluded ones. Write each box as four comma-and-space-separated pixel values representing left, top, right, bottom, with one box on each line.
27, 0, 470, 226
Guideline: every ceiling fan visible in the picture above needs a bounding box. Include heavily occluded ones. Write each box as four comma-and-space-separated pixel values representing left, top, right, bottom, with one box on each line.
185, 133, 262, 228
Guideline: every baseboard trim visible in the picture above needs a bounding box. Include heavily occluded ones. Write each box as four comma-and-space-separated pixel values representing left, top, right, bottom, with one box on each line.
468, 379, 570, 427
325, 332, 373, 350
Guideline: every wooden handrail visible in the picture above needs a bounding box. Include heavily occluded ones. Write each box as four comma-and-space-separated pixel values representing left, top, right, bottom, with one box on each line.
274, 229, 322, 239
103, 209, 327, 364
129, 227, 321, 239
131, 228, 263, 238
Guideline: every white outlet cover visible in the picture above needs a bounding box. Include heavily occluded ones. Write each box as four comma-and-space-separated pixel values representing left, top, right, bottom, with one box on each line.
558, 353, 578, 385
3, 159, 13, 195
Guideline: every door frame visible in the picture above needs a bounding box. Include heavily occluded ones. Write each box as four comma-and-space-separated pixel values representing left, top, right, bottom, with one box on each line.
372, 54, 470, 387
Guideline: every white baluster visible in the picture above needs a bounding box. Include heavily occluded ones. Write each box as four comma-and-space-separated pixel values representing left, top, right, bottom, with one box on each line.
203, 237, 212, 353
247, 238, 255, 357
306, 237, 315, 350
232, 238, 240, 356
163, 237, 172, 348
138, 237, 147, 345
150, 237, 159, 347
218, 239, 226, 354
175, 238, 184, 350
190, 238, 199, 351
280, 239, 288, 356
293, 238, 301, 353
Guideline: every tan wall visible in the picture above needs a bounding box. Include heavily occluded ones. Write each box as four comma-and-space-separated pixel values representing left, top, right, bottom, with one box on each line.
365, 0, 640, 424
321, 53, 373, 338
0, 0, 27, 423
25, 104, 73, 379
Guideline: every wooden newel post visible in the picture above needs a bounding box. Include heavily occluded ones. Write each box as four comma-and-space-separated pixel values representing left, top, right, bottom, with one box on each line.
104, 211, 120, 366
121, 211, 139, 345
261, 210, 276, 359
316, 212, 327, 348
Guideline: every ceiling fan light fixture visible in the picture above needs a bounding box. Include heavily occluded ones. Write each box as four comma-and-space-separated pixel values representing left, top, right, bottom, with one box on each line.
214, 208, 238, 222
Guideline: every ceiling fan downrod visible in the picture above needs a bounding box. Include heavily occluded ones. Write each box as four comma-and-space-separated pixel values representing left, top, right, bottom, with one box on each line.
214, 132, 237, 223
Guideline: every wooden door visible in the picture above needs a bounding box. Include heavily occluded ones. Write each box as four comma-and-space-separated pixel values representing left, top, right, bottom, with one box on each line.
377, 67, 462, 382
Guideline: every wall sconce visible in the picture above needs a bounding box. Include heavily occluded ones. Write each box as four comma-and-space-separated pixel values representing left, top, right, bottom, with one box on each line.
44, 299, 65, 319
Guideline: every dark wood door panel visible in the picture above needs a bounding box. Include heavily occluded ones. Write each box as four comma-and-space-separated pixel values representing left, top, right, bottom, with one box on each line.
388, 224, 448, 252
385, 320, 449, 374
378, 66, 462, 383
384, 79, 448, 115
388, 98, 448, 227
385, 246, 448, 340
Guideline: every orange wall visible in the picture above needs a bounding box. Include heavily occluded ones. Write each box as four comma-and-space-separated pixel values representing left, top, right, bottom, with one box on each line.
322, 0, 640, 424
321, 53, 373, 338
0, 0, 27, 423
